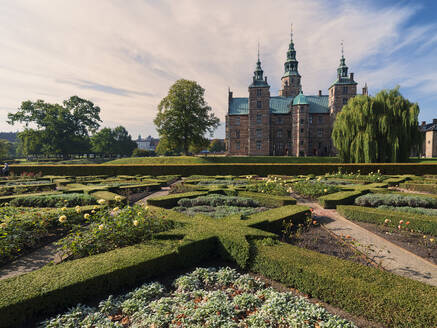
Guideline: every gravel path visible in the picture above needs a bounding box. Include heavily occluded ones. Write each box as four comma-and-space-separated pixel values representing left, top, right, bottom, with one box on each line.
295, 196, 437, 286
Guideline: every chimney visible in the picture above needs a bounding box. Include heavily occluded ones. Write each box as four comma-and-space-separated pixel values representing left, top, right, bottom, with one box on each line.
350, 72, 354, 81
422, 121, 427, 126
265, 76, 268, 82
433, 119, 437, 124
318, 90, 322, 96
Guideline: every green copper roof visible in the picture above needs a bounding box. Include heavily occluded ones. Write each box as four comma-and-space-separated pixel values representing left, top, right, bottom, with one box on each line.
292, 92, 308, 105
228, 95, 329, 115
330, 77, 358, 88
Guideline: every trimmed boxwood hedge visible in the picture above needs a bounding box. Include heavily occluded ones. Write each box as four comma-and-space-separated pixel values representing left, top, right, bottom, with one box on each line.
318, 191, 364, 209
337, 205, 437, 236
146, 191, 208, 208
9, 163, 437, 177
399, 182, 437, 194
238, 191, 296, 207
249, 240, 437, 328
0, 191, 61, 204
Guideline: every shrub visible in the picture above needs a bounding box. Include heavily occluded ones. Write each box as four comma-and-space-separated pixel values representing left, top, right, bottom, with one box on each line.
245, 178, 289, 196
146, 191, 208, 208
173, 205, 267, 218
9, 193, 96, 207
378, 205, 437, 216
399, 182, 437, 194
318, 191, 364, 209
355, 193, 437, 208
291, 180, 340, 199
238, 191, 296, 207
177, 194, 259, 208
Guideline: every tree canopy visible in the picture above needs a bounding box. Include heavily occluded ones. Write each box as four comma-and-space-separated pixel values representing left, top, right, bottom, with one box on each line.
154, 79, 220, 155
8, 96, 101, 157
91, 126, 137, 156
332, 87, 422, 163
0, 139, 11, 161
209, 139, 226, 153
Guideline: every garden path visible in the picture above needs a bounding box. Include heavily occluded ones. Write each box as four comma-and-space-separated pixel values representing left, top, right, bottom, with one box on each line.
294, 197, 437, 286
135, 186, 171, 205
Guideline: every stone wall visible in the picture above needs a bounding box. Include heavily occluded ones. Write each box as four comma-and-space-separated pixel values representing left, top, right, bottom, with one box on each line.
248, 86, 271, 155
425, 130, 437, 158
226, 115, 249, 155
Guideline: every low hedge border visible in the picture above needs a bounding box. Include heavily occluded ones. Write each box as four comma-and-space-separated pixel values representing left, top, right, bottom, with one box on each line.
318, 191, 364, 209
238, 191, 297, 207
383, 176, 408, 186
337, 205, 437, 236
146, 191, 208, 208
250, 240, 437, 327
109, 183, 162, 195
399, 182, 437, 194
9, 163, 437, 176
0, 191, 62, 204
90, 191, 126, 205
0, 183, 56, 193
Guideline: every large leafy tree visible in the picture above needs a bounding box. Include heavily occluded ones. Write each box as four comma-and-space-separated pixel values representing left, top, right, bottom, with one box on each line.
91, 126, 137, 156
154, 79, 220, 155
332, 87, 422, 163
209, 139, 226, 153
8, 96, 101, 158
0, 139, 11, 160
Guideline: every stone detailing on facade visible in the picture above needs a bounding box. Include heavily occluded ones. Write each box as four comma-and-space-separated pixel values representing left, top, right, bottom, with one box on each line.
225, 27, 366, 156
421, 119, 437, 158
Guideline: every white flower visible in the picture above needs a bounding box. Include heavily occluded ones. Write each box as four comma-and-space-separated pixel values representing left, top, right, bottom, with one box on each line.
58, 215, 67, 223
98, 224, 104, 231
75, 205, 81, 213
133, 220, 139, 226
97, 199, 106, 205
84, 213, 90, 219
112, 207, 120, 212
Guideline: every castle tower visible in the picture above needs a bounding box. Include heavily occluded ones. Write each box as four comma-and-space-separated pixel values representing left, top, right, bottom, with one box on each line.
248, 46, 271, 155
291, 91, 309, 156
279, 24, 301, 98
328, 42, 357, 116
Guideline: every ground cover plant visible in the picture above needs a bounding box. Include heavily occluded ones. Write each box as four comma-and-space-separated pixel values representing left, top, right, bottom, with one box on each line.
40, 266, 357, 328
290, 180, 340, 199
56, 204, 176, 259
173, 194, 267, 218
355, 193, 437, 208
0, 206, 86, 265
9, 193, 97, 208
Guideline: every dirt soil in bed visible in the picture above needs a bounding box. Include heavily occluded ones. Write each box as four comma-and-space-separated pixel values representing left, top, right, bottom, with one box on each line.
353, 221, 437, 265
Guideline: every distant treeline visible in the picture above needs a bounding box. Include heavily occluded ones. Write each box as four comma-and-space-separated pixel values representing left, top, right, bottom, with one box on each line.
0, 132, 18, 143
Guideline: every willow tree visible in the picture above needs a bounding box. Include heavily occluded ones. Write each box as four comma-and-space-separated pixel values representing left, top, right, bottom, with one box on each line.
332, 87, 422, 163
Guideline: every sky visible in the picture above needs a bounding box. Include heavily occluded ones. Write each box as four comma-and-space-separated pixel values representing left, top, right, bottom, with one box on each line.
0, 0, 436, 139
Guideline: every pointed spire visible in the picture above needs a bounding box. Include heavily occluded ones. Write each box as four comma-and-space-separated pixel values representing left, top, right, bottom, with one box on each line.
337, 40, 348, 78
249, 42, 268, 87
341, 40, 344, 59
290, 23, 293, 41
283, 23, 300, 78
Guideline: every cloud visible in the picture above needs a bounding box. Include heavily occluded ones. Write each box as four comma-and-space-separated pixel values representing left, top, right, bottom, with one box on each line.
0, 0, 436, 139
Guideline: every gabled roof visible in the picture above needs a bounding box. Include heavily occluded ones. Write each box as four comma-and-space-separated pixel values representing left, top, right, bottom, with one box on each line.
228, 95, 329, 115
420, 122, 437, 132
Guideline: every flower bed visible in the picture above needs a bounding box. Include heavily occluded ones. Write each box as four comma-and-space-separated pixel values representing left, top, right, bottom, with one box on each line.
291, 180, 340, 199
40, 267, 356, 327
245, 177, 289, 196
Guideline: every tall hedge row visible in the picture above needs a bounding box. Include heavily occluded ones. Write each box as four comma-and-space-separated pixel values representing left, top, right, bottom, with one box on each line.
9, 163, 437, 176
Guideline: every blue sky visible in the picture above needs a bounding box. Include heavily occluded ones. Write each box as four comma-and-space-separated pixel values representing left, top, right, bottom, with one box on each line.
0, 0, 436, 139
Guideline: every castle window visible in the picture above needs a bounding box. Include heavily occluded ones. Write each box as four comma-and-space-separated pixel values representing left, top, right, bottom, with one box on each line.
300, 118, 304, 124
236, 141, 240, 150
343, 86, 348, 94
317, 128, 323, 137
256, 141, 262, 150
318, 116, 323, 123
277, 116, 283, 124
309, 138, 312, 144
235, 130, 240, 139
343, 98, 348, 105
300, 140, 304, 146
277, 129, 282, 138
300, 128, 304, 133
257, 101, 262, 109
257, 89, 261, 96
287, 130, 291, 139
235, 117, 240, 125
256, 113, 262, 124
291, 77, 293, 83
309, 116, 313, 124
256, 129, 262, 138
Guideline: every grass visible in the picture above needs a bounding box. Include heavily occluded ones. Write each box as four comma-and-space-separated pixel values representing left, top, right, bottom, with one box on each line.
107, 156, 341, 164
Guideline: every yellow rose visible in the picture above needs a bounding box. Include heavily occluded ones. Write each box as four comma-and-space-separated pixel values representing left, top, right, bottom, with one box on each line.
91, 210, 96, 214
61, 207, 67, 211
323, 189, 328, 193
84, 213, 90, 219
0, 222, 7, 229
93, 205, 98, 210
430, 238, 435, 243
98, 224, 104, 231
58, 215, 67, 223
97, 199, 106, 205
75, 206, 81, 213
112, 207, 119, 212
133, 220, 139, 226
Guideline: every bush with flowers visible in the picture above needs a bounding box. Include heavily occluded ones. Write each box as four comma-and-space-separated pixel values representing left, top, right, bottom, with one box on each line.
9, 193, 97, 208
245, 177, 289, 196
40, 267, 357, 328
56, 205, 176, 259
290, 180, 340, 199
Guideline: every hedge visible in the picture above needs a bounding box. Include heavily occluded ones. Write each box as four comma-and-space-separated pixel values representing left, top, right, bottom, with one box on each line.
399, 182, 437, 194
146, 191, 208, 208
238, 191, 297, 207
0, 191, 61, 204
384, 176, 408, 186
318, 191, 364, 209
9, 163, 437, 176
0, 182, 56, 194
249, 240, 437, 328
337, 205, 437, 236
108, 183, 162, 195
90, 191, 126, 205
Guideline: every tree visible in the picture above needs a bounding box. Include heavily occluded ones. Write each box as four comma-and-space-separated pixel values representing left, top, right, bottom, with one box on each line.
91, 126, 137, 156
209, 139, 226, 153
8, 96, 101, 158
0, 139, 11, 160
155, 135, 180, 156
332, 87, 422, 163
154, 79, 220, 155
189, 137, 210, 154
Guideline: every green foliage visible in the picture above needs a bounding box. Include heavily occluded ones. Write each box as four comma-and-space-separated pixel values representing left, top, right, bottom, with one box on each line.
8, 96, 101, 157
318, 191, 364, 209
337, 205, 437, 236
56, 205, 175, 259
377, 205, 437, 216
154, 79, 219, 155
332, 88, 422, 163
146, 191, 208, 208
131, 148, 155, 157
355, 193, 437, 208
0, 139, 11, 160
91, 126, 137, 156
249, 240, 437, 328
291, 180, 340, 198
399, 182, 437, 194
325, 168, 385, 182
238, 191, 297, 207
245, 177, 289, 196
9, 193, 96, 207
208, 139, 226, 153
0, 182, 55, 196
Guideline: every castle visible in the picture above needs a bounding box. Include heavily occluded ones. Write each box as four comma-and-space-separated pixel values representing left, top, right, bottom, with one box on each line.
225, 27, 368, 156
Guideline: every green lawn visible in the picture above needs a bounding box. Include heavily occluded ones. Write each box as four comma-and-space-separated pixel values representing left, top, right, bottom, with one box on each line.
107, 156, 341, 164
